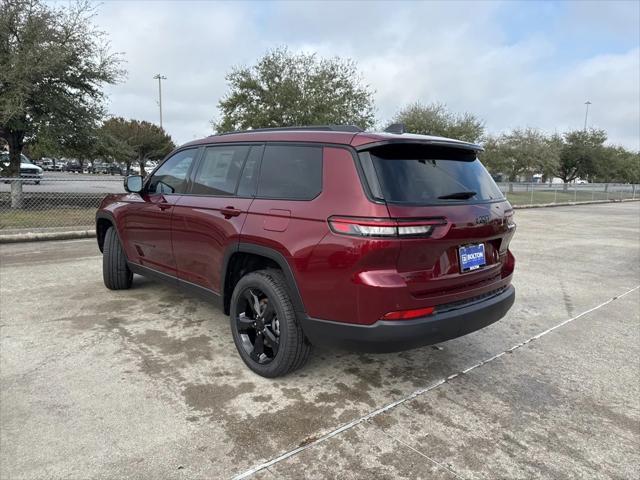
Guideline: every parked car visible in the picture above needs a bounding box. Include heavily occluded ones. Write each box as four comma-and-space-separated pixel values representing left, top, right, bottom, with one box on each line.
51, 160, 65, 171
1, 152, 43, 183
90, 162, 123, 175
89, 163, 104, 174
96, 125, 516, 377
64, 161, 84, 173
106, 163, 124, 175
40, 158, 55, 171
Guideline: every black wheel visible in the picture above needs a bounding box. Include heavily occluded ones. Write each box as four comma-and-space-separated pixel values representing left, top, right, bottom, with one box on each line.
230, 270, 312, 377
35, 181, 40, 185
103, 226, 133, 290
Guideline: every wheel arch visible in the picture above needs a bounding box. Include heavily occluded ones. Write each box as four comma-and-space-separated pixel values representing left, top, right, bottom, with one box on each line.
222, 243, 306, 316
95, 211, 124, 254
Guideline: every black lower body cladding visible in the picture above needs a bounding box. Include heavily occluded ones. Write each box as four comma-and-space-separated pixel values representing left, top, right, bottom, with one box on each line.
300, 286, 515, 353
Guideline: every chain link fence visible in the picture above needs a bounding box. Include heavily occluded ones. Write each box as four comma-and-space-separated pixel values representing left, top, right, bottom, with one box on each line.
0, 174, 124, 233
497, 182, 639, 206
0, 175, 638, 233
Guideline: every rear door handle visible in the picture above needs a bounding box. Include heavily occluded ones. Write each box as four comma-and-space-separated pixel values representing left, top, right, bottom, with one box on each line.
221, 206, 242, 218
158, 203, 172, 211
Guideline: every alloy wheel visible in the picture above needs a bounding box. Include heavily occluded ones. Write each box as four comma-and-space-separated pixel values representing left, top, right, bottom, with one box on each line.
235, 287, 280, 364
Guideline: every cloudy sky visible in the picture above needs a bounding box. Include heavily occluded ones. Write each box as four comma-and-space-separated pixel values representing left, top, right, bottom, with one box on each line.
89, 0, 639, 149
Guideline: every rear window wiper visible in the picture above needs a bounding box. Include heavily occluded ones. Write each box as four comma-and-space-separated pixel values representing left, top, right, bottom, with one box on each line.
438, 191, 477, 200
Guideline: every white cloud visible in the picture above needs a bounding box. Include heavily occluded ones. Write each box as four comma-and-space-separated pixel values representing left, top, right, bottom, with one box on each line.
92, 0, 640, 150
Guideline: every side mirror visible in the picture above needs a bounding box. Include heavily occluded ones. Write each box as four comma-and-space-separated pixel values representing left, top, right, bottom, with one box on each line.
124, 175, 143, 193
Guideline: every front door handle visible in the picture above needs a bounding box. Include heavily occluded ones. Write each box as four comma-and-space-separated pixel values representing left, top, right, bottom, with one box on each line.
158, 203, 172, 211
221, 206, 242, 218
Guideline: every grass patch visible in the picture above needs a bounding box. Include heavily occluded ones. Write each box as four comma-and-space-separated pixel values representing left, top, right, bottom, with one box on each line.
0, 207, 96, 229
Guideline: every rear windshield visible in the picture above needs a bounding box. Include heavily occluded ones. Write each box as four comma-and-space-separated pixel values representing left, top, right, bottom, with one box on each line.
360, 144, 504, 204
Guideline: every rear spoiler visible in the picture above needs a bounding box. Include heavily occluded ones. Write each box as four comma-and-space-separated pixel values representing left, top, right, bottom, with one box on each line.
354, 139, 483, 153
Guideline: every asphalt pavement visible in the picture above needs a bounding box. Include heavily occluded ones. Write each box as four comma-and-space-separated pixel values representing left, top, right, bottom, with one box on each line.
0, 202, 638, 479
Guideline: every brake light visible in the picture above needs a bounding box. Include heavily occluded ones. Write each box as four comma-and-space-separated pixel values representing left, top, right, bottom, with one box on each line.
504, 209, 516, 229
328, 216, 445, 238
382, 306, 435, 320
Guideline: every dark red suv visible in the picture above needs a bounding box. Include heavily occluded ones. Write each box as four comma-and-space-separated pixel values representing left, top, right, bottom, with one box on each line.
96, 125, 516, 377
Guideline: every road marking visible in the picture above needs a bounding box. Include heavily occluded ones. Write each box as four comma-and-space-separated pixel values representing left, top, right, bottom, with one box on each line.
377, 428, 467, 479
231, 285, 640, 480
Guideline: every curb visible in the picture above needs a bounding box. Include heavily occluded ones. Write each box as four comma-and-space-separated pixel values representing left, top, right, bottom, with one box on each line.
0, 199, 637, 244
0, 229, 96, 244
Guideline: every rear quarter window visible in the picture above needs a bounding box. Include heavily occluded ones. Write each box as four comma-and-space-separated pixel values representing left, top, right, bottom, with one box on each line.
257, 145, 322, 200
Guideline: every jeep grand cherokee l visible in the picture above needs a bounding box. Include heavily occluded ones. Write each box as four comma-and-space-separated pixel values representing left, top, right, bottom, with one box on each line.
96, 125, 516, 377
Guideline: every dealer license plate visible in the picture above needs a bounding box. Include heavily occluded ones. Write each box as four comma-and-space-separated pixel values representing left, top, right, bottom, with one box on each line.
459, 243, 486, 272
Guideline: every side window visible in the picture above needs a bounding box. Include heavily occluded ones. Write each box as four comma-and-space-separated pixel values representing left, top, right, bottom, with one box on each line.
257, 145, 322, 200
191, 146, 249, 196
237, 146, 263, 197
147, 149, 196, 194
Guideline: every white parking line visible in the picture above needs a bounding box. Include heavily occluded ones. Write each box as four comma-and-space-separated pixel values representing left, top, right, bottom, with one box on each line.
231, 285, 640, 480
377, 428, 467, 479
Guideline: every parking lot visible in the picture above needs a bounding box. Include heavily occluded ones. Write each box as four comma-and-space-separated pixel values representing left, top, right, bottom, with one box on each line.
0, 173, 124, 194
1, 202, 638, 479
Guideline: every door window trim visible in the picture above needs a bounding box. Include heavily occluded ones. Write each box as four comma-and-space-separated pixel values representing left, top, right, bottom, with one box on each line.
181, 143, 266, 199
148, 141, 372, 202
235, 144, 265, 199
188, 145, 250, 197
143, 146, 203, 196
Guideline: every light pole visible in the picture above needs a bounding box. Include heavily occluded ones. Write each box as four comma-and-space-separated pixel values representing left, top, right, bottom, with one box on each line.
153, 74, 167, 128
583, 100, 591, 131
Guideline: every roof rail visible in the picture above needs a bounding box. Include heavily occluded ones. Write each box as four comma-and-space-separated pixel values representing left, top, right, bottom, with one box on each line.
215, 125, 364, 136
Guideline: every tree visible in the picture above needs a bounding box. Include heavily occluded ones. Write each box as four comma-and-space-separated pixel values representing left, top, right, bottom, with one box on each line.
23, 134, 53, 160
99, 118, 174, 176
0, 0, 123, 207
390, 102, 485, 143
593, 146, 640, 184
214, 47, 376, 133
544, 133, 564, 182
99, 117, 136, 172
554, 129, 606, 189
50, 122, 100, 168
480, 128, 559, 192
127, 120, 174, 176
620, 151, 640, 184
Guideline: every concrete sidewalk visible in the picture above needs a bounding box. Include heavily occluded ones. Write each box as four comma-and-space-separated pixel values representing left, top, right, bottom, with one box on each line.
1, 203, 639, 479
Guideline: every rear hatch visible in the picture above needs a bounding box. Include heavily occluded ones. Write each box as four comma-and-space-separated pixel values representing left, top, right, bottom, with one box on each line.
358, 142, 515, 303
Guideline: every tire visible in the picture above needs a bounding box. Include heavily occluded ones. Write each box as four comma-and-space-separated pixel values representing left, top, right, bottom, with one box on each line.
230, 269, 312, 378
103, 226, 133, 290
35, 181, 40, 185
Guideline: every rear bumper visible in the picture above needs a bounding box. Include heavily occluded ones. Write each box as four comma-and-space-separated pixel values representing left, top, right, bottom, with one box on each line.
300, 285, 515, 353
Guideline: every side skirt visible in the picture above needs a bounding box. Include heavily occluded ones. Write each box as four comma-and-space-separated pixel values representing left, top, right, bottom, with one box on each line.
127, 262, 223, 310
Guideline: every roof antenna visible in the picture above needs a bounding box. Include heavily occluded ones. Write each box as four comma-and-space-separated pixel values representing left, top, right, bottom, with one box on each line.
384, 123, 405, 134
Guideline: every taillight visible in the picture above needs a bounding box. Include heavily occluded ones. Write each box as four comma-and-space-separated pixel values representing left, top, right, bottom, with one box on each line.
504, 209, 516, 229
328, 217, 397, 237
328, 216, 445, 238
382, 306, 435, 320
